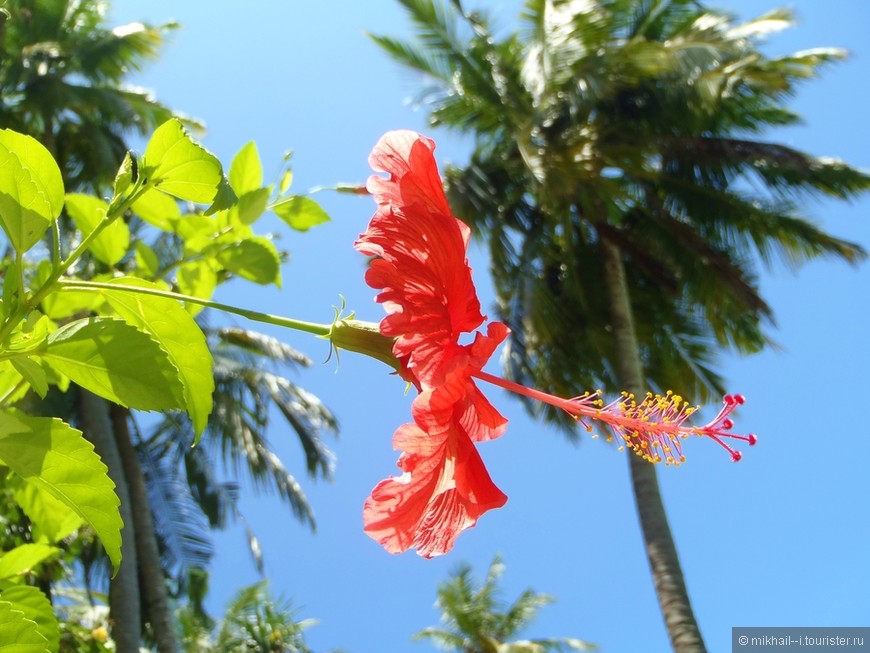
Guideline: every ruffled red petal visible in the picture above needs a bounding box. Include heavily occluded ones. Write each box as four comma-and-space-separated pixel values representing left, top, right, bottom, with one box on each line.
355, 130, 489, 386
362, 420, 507, 558
358, 131, 512, 557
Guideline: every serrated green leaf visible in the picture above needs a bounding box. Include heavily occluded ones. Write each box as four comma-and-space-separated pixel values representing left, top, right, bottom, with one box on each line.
0, 144, 52, 253
229, 141, 262, 195
0, 599, 46, 652
233, 187, 271, 225
204, 175, 237, 215
0, 543, 59, 580
214, 236, 281, 286
65, 194, 130, 266
0, 129, 64, 218
98, 278, 214, 437
132, 187, 181, 230
272, 195, 330, 232
0, 586, 58, 653
41, 317, 184, 412
0, 411, 122, 572
10, 476, 84, 543
144, 119, 235, 205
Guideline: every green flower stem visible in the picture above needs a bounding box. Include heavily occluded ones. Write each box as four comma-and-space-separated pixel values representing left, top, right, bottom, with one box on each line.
34, 188, 148, 306
56, 279, 332, 338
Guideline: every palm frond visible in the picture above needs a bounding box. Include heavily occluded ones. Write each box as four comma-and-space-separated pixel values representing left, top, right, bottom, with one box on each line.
136, 430, 213, 580
416, 558, 590, 652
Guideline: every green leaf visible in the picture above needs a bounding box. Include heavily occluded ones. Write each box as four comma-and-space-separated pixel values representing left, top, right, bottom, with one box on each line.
144, 119, 236, 206
0, 129, 64, 218
0, 599, 46, 652
0, 411, 122, 572
279, 168, 293, 194
272, 195, 330, 232
204, 175, 238, 215
134, 241, 160, 278
65, 193, 130, 266
132, 187, 181, 230
10, 359, 48, 399
0, 143, 52, 253
233, 187, 271, 225
0, 543, 59, 580
0, 586, 57, 653
98, 278, 214, 437
41, 317, 184, 412
214, 236, 281, 286
175, 215, 218, 254
10, 477, 84, 543
39, 285, 101, 321
3, 312, 50, 355
177, 260, 217, 316
229, 141, 263, 195
112, 151, 136, 199
0, 361, 28, 405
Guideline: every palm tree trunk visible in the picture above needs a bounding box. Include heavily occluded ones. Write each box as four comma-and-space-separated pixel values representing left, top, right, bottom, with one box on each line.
77, 389, 142, 653
599, 237, 708, 653
111, 404, 180, 653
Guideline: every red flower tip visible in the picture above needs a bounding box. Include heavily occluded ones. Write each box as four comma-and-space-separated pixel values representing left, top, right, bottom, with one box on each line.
731, 450, 743, 462
748, 433, 758, 446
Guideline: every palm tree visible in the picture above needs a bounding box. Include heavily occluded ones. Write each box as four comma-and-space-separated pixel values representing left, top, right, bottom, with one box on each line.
141, 324, 338, 586
416, 557, 594, 653
176, 577, 317, 653
0, 0, 177, 190
374, 1, 869, 651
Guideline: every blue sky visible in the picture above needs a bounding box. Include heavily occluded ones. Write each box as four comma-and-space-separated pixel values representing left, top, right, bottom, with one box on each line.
110, 2, 870, 651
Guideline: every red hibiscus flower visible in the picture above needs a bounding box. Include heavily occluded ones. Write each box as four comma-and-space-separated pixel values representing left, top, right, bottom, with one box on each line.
354, 130, 756, 558
355, 130, 509, 557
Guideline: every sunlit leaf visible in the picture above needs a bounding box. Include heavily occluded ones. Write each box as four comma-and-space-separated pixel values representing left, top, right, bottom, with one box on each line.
0, 143, 52, 253
0, 543, 59, 580
0, 129, 64, 217
234, 187, 271, 225
113, 151, 136, 199
229, 141, 263, 195
65, 193, 130, 266
10, 476, 84, 543
41, 317, 184, 411
98, 278, 214, 437
3, 312, 51, 355
0, 586, 57, 653
272, 195, 330, 232
177, 260, 218, 316
0, 361, 28, 405
134, 240, 160, 278
10, 358, 47, 398
0, 599, 46, 652
132, 187, 181, 230
279, 168, 293, 194
144, 119, 235, 206
0, 411, 122, 572
213, 236, 281, 286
